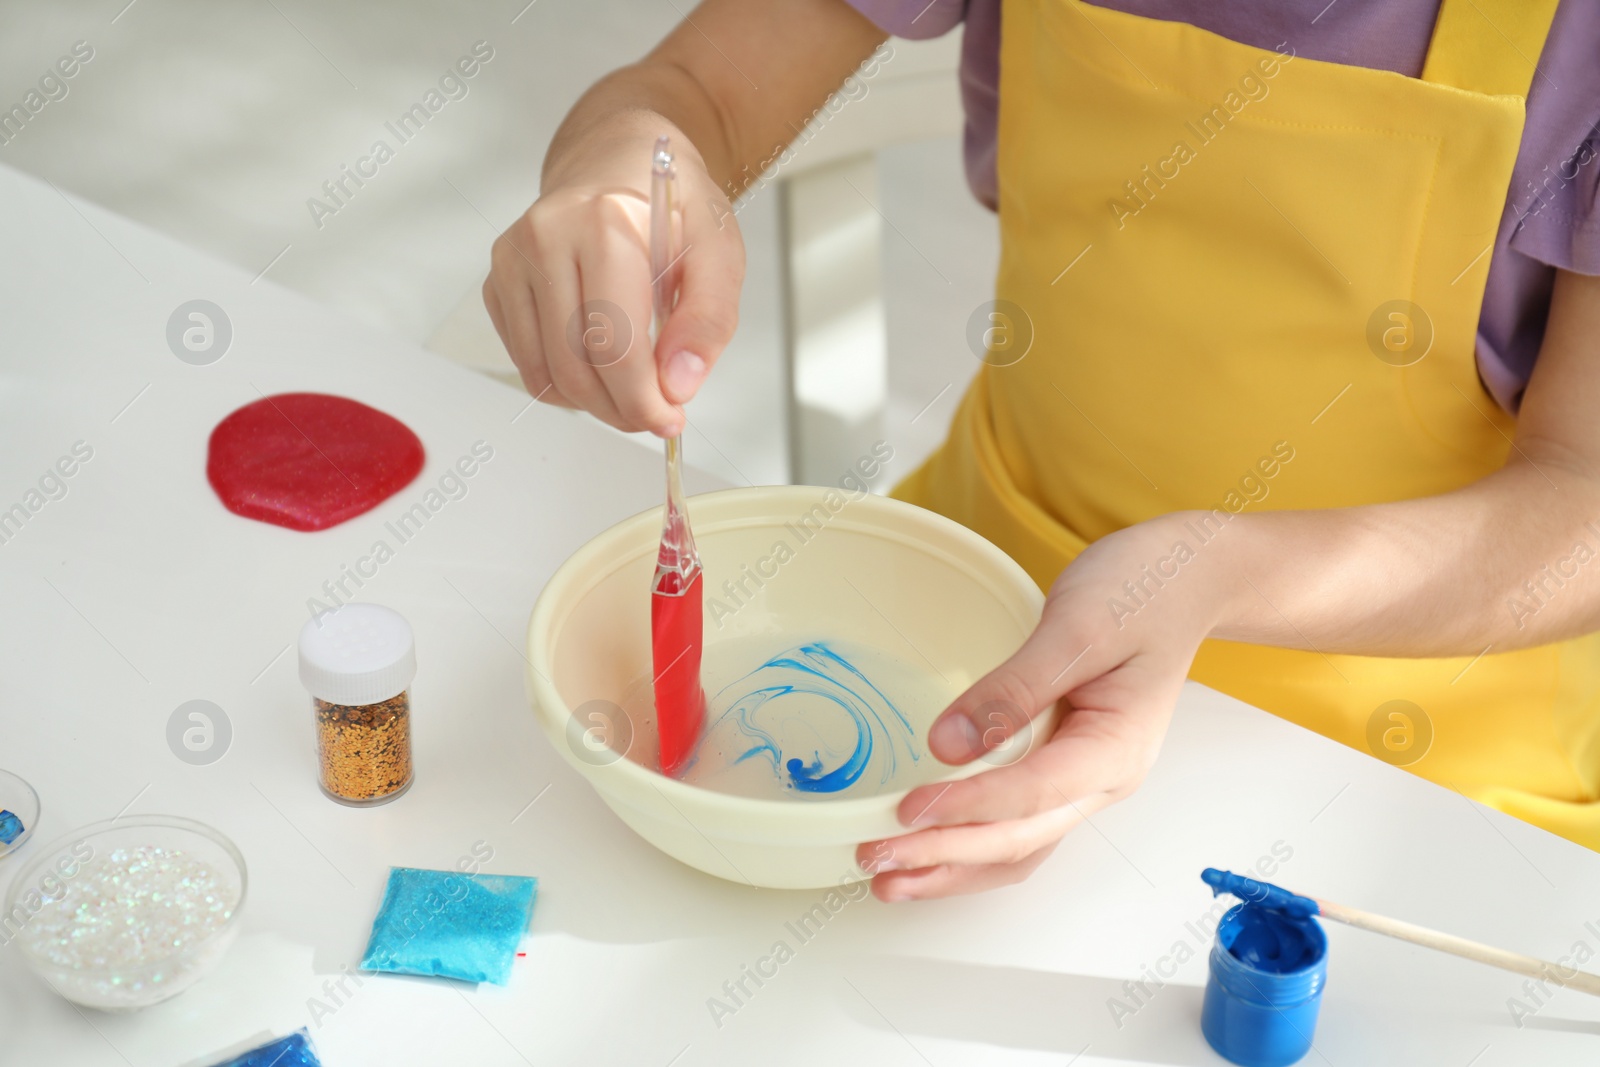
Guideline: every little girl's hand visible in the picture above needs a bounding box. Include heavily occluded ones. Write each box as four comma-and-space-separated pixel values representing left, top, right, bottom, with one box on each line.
483, 137, 745, 437
858, 513, 1228, 900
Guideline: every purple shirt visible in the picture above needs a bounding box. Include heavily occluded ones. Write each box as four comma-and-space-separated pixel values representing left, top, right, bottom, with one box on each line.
848, 0, 1600, 413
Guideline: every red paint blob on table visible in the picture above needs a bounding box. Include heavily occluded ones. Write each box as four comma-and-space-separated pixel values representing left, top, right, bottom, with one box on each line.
207, 392, 424, 532
653, 569, 705, 776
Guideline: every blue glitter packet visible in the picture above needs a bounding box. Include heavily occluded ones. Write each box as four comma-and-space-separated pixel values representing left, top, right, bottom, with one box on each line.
0, 809, 23, 845
360, 867, 538, 985
207, 1029, 322, 1067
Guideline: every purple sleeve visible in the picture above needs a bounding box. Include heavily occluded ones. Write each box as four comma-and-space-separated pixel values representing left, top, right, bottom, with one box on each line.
1510, 124, 1600, 276
845, 0, 967, 40
1477, 1, 1600, 410
1497, 1, 1600, 277
845, 0, 1000, 208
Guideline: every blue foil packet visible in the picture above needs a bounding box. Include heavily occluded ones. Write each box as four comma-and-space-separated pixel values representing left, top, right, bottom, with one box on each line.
0, 809, 23, 845
360, 867, 538, 985
207, 1029, 322, 1067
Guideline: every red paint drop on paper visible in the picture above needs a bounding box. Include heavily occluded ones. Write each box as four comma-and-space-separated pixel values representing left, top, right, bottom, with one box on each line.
207, 393, 424, 531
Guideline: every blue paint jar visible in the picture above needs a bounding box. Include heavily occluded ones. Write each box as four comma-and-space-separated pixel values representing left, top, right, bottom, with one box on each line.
1201, 902, 1328, 1067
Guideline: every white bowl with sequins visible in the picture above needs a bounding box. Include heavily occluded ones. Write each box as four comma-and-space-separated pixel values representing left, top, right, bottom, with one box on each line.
526, 486, 1053, 890
3, 815, 247, 1010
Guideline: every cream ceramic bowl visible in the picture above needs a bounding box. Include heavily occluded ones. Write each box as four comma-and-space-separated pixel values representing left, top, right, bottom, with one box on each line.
526, 486, 1051, 889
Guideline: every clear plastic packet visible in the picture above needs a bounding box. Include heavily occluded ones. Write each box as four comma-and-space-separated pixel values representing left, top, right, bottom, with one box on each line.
359, 866, 538, 985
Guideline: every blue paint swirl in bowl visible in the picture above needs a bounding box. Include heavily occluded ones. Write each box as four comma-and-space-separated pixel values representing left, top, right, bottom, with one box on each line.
682, 640, 938, 799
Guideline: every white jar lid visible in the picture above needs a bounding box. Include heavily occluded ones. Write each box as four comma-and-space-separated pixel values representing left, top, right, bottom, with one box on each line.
298, 603, 416, 707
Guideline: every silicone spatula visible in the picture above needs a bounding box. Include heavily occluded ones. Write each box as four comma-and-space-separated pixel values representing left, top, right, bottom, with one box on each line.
648, 136, 705, 775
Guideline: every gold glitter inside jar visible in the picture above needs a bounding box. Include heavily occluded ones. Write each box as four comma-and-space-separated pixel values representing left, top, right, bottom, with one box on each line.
298, 603, 418, 807
314, 691, 413, 804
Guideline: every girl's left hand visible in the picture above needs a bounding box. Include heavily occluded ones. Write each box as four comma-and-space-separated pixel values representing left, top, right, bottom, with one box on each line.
856, 511, 1232, 900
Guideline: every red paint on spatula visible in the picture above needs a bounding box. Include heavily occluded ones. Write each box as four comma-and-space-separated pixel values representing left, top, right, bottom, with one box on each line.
653, 546, 704, 776
207, 392, 424, 531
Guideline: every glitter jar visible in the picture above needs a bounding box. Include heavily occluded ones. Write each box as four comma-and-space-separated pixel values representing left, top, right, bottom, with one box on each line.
298, 603, 416, 805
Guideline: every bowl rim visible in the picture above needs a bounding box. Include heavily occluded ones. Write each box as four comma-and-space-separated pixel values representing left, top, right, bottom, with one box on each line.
0, 767, 41, 856
526, 485, 1047, 834
2, 813, 249, 969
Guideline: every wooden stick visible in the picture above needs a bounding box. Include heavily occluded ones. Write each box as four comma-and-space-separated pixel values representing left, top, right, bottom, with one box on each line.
1314, 898, 1600, 997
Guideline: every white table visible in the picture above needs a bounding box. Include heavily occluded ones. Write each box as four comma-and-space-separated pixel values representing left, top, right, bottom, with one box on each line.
2, 163, 1598, 1067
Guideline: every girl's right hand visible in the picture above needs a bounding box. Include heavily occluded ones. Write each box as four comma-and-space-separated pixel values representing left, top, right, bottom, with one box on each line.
483, 136, 746, 438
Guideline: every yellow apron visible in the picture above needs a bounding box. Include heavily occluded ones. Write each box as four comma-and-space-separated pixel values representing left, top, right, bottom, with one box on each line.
895, 0, 1600, 848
